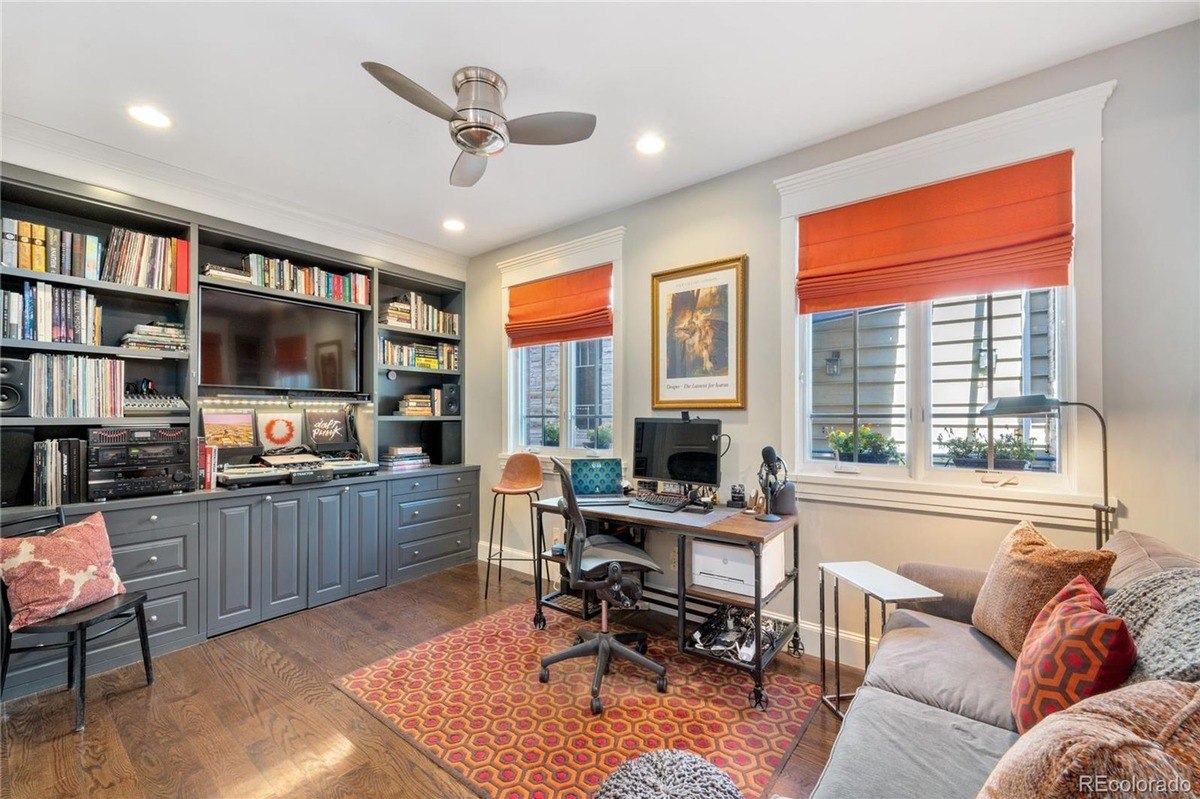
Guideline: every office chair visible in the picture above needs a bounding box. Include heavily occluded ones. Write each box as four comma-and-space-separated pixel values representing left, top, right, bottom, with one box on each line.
538, 458, 667, 714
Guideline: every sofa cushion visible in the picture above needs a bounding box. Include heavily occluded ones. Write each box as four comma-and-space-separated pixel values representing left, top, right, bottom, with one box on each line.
0, 512, 125, 631
1011, 576, 1136, 733
864, 608, 1018, 731
978, 680, 1200, 799
1104, 529, 1200, 592
811, 686, 1018, 799
972, 521, 1116, 658
1106, 568, 1200, 683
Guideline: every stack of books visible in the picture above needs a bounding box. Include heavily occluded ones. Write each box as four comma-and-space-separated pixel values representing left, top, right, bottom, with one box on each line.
101, 227, 190, 293
196, 438, 219, 491
27, 353, 124, 418
240, 253, 370, 305
202, 262, 253, 284
397, 393, 434, 417
381, 291, 460, 336
119, 320, 187, 352
2, 281, 102, 345
32, 438, 89, 506
379, 339, 459, 371
380, 446, 431, 472
2, 218, 106, 280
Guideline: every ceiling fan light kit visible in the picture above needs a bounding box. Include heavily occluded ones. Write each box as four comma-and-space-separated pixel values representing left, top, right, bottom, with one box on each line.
363, 61, 597, 187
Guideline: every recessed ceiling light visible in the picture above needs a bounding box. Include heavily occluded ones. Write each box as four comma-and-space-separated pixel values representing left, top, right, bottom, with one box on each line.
127, 104, 172, 129
442, 219, 466, 232
636, 132, 665, 155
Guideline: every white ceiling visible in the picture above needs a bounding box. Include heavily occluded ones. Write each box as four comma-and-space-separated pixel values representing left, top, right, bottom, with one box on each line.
2, 2, 1196, 259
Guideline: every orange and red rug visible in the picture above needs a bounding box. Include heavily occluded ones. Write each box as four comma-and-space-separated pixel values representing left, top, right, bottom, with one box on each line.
336, 601, 820, 799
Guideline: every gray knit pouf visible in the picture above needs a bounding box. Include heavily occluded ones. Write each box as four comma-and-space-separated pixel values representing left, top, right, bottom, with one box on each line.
593, 749, 744, 799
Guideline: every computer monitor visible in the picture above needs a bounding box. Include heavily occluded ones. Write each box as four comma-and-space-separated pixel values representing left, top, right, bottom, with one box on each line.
632, 417, 722, 488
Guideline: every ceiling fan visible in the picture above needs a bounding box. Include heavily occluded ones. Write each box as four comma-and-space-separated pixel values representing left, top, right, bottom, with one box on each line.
363, 62, 597, 187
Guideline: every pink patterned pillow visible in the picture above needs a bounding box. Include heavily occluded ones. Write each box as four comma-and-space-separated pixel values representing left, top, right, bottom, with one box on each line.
0, 512, 125, 631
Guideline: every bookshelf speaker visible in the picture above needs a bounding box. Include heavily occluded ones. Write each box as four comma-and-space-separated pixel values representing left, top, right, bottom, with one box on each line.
442, 383, 461, 416
0, 357, 30, 417
0, 427, 35, 507
429, 422, 462, 466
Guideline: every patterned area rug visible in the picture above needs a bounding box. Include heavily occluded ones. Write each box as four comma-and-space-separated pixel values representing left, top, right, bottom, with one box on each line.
336, 601, 820, 799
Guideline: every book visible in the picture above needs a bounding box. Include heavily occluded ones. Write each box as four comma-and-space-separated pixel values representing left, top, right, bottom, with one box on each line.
17, 220, 32, 270
2, 218, 16, 267
47, 228, 61, 274
30, 224, 46, 272
71, 233, 85, 278
84, 235, 101, 280
174, 239, 190, 294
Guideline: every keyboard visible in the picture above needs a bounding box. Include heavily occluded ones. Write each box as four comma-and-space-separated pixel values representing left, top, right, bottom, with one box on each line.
628, 492, 690, 513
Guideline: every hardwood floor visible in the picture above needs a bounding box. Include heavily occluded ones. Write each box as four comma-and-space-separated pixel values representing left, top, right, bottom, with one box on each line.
0, 563, 861, 799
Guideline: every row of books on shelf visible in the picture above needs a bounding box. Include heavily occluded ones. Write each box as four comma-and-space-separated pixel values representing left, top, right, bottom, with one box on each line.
2, 282, 102, 345
382, 292, 460, 335
120, 320, 187, 352
379, 445, 431, 472
379, 339, 459, 371
197, 439, 219, 490
1, 218, 189, 293
395, 388, 448, 417
201, 254, 370, 305
26, 353, 125, 418
30, 438, 89, 506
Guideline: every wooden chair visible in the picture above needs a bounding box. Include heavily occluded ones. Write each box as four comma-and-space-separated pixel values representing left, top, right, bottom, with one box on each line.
0, 508, 153, 731
484, 453, 544, 599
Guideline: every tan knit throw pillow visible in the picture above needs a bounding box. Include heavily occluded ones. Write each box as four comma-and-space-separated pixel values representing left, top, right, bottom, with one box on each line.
972, 521, 1116, 658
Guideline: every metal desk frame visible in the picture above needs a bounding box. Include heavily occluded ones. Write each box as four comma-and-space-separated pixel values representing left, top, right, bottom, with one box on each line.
531, 501, 800, 710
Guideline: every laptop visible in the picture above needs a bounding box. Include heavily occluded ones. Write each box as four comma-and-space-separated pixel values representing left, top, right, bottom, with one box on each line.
570, 458, 629, 505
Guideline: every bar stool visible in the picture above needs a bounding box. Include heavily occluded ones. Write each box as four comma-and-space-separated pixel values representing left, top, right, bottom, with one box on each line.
485, 453, 544, 599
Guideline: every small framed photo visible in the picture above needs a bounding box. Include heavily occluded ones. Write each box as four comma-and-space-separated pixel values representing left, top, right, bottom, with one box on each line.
651, 255, 747, 409
200, 409, 257, 448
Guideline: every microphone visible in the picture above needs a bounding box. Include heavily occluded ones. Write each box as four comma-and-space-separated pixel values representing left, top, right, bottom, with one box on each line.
756, 445, 783, 523
761, 446, 780, 476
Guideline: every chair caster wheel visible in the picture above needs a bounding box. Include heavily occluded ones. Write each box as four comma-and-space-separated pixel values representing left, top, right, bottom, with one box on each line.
538, 667, 549, 683
657, 676, 668, 693
637, 640, 648, 655
590, 697, 603, 715
533, 614, 546, 630
572, 635, 584, 646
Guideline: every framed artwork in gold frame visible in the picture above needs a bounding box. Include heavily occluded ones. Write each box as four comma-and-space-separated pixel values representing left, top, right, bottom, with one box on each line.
651, 254, 747, 409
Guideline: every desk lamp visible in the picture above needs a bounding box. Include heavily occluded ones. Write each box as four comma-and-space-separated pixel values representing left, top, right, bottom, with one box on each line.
980, 394, 1114, 549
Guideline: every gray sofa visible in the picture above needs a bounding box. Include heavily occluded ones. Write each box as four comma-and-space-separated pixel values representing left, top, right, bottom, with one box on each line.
810, 529, 1200, 799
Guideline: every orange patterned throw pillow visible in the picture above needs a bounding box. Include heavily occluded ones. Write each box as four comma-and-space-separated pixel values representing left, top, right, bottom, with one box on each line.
1012, 576, 1136, 733
972, 521, 1116, 658
0, 512, 125, 631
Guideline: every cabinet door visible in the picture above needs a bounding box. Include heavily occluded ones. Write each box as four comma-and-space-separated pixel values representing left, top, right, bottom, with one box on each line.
206, 498, 260, 635
308, 485, 351, 606
349, 482, 387, 594
261, 493, 308, 620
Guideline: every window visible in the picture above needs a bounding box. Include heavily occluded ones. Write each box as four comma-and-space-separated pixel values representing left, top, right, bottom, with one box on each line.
809, 304, 907, 465
803, 288, 1066, 482
931, 289, 1059, 472
516, 336, 613, 451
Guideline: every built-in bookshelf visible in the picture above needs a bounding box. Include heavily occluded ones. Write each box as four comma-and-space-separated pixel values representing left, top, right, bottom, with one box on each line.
0, 164, 470, 512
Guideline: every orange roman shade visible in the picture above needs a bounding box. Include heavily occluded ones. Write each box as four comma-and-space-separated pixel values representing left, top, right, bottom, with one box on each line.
795, 151, 1074, 313
505, 263, 613, 347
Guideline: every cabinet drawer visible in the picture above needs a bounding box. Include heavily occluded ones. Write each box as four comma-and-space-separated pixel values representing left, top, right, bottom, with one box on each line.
398, 493, 471, 526
111, 525, 197, 590
391, 475, 438, 496
78, 504, 198, 537
92, 581, 200, 660
437, 472, 475, 491
397, 530, 471, 568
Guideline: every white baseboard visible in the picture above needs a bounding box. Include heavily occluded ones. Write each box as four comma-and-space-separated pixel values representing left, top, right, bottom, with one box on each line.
475, 544, 876, 667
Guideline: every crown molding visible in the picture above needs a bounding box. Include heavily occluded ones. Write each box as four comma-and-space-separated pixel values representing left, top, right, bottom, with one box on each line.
0, 114, 468, 278
773, 80, 1116, 205
497, 225, 625, 287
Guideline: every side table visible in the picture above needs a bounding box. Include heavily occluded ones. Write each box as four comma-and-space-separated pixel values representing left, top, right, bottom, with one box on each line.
818, 561, 943, 719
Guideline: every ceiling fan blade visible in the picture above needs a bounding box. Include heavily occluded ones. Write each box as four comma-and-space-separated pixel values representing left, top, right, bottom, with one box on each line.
362, 61, 460, 122
507, 112, 597, 145
450, 151, 488, 187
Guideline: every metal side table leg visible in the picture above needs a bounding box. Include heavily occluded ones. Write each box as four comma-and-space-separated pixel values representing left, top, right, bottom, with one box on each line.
532, 507, 547, 629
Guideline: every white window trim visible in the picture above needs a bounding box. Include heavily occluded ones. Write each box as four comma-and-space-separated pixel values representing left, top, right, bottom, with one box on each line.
775, 82, 1115, 529
497, 226, 625, 469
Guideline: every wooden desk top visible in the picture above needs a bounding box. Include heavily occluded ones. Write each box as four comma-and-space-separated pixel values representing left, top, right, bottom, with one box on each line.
534, 497, 796, 545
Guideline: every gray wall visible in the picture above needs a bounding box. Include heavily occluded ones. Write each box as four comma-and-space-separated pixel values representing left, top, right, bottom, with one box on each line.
466, 23, 1200, 640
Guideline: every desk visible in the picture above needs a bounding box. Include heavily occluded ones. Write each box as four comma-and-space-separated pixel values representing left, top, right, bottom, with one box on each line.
817, 561, 943, 719
531, 499, 800, 709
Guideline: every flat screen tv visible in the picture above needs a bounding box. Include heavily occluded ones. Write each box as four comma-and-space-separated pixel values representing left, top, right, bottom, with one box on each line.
199, 287, 360, 393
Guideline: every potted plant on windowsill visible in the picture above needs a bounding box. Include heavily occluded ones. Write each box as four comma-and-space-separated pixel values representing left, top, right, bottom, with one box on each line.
937, 429, 1035, 470
827, 425, 904, 465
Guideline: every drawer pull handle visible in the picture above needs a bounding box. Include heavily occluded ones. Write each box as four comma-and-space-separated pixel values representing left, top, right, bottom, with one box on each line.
413, 482, 421, 488
456, 539, 462, 546
456, 504, 462, 509
413, 510, 420, 517
265, 495, 273, 502
413, 550, 420, 557
149, 515, 159, 522
149, 615, 158, 623
148, 555, 159, 564
342, 487, 349, 494
456, 477, 462, 482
